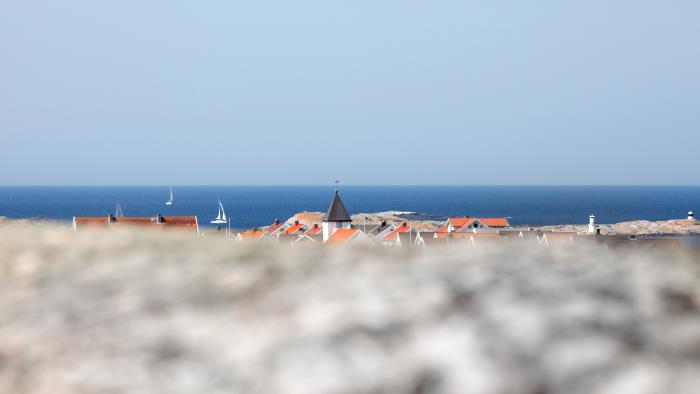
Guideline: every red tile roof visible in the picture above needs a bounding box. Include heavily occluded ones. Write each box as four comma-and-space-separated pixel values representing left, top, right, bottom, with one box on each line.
266, 221, 284, 234
446, 217, 510, 229
325, 228, 358, 245
238, 228, 266, 240
448, 218, 472, 228
476, 218, 510, 228
305, 224, 323, 235
382, 223, 411, 241
73, 217, 110, 227
282, 223, 306, 235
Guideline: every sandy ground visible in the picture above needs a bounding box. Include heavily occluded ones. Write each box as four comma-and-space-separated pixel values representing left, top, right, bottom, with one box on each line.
1, 225, 700, 393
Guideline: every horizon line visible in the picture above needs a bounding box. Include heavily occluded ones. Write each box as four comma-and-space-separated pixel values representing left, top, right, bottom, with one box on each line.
1, 184, 700, 188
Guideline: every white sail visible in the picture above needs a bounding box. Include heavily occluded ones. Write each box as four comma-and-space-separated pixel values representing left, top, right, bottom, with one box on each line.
115, 201, 124, 218
166, 186, 174, 205
211, 200, 227, 224
220, 201, 227, 221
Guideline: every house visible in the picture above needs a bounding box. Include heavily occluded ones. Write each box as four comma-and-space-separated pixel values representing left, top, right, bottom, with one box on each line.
538, 232, 576, 246
422, 235, 449, 248
430, 232, 503, 247
378, 222, 411, 244
435, 217, 510, 233
265, 219, 285, 235
276, 233, 300, 243
395, 230, 425, 248
323, 189, 353, 242
280, 220, 307, 235
464, 233, 503, 246
358, 221, 392, 239
433, 232, 500, 240
239, 218, 298, 241
325, 228, 367, 246
432, 232, 502, 246
72, 213, 199, 234
292, 233, 323, 245
275, 231, 324, 246
236, 228, 266, 241
304, 223, 323, 236
498, 228, 536, 238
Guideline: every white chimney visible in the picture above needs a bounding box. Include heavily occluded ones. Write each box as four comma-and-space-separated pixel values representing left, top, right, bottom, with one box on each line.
588, 214, 596, 234
689, 211, 695, 220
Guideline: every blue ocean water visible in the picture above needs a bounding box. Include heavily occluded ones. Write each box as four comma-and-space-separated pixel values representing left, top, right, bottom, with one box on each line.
0, 186, 698, 229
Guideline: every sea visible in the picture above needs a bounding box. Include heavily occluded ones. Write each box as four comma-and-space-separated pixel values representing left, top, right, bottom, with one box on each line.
1, 186, 698, 229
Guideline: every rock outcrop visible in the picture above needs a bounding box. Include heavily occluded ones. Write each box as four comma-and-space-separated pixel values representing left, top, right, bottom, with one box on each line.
539, 219, 700, 236
1, 225, 700, 393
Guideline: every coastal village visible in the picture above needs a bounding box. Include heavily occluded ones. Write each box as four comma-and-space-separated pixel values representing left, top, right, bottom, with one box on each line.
70, 189, 700, 250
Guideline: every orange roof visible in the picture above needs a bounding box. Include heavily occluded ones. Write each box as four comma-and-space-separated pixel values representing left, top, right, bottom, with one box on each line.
448, 218, 472, 228
159, 216, 199, 230
305, 224, 323, 235
266, 221, 284, 234
73, 217, 110, 227
447, 217, 509, 229
382, 223, 411, 241
282, 223, 305, 235
239, 228, 265, 240
435, 225, 450, 233
325, 228, 358, 245
477, 218, 510, 227
73, 216, 198, 231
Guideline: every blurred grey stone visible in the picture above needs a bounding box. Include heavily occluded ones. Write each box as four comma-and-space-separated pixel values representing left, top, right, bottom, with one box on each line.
0, 225, 699, 394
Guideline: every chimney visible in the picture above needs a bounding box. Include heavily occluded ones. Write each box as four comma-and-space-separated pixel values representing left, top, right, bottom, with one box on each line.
314, 224, 319, 228
689, 211, 695, 220
381, 220, 387, 227
294, 220, 299, 225
588, 215, 596, 234
155, 213, 163, 224
275, 218, 280, 225
107, 212, 115, 223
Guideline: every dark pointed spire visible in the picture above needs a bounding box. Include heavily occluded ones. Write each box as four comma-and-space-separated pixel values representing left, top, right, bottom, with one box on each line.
324, 189, 351, 222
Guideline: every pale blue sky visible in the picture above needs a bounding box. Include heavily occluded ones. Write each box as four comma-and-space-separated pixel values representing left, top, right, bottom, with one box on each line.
1, 1, 698, 185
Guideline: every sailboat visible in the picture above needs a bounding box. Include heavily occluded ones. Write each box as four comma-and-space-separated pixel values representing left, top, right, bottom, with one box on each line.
165, 186, 174, 206
211, 200, 228, 224
115, 201, 125, 218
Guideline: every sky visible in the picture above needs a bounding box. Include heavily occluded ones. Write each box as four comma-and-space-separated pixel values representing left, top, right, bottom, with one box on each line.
1, 0, 698, 185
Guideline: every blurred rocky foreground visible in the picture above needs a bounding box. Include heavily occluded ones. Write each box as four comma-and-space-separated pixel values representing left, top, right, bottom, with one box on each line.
2, 225, 700, 394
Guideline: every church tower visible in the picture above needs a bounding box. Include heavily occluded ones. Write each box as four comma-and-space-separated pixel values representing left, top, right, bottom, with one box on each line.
323, 189, 352, 242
